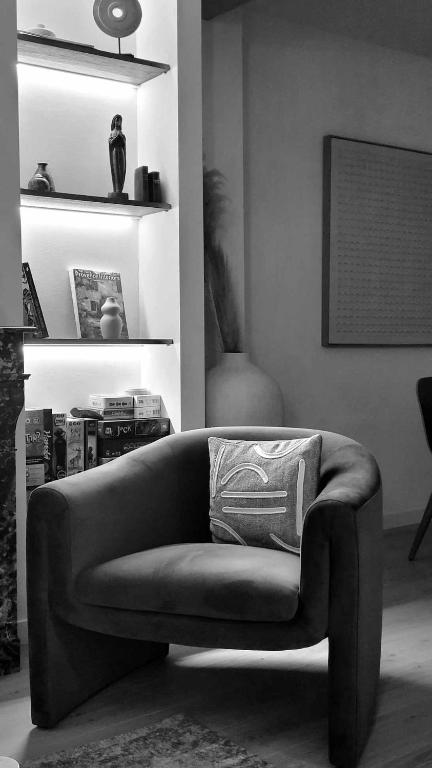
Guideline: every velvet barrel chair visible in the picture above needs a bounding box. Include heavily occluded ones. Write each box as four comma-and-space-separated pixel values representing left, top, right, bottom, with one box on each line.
26, 427, 382, 768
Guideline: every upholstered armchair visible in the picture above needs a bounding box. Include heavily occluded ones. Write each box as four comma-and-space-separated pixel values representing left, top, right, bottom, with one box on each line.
27, 427, 382, 768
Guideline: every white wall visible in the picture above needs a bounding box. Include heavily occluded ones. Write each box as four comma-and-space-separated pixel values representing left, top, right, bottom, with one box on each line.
0, 1, 22, 327
136, 0, 205, 431
17, 0, 136, 54
241, 1, 432, 525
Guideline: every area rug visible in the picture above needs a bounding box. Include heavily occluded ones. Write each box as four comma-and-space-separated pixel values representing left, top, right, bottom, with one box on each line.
22, 713, 272, 768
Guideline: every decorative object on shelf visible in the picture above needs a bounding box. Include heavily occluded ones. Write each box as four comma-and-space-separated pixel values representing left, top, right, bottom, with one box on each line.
21, 262, 48, 339
108, 114, 128, 200
26, 23, 56, 38
148, 170, 161, 203
100, 296, 123, 339
28, 162, 55, 193
206, 352, 284, 427
93, 0, 142, 54
134, 165, 148, 201
69, 267, 128, 340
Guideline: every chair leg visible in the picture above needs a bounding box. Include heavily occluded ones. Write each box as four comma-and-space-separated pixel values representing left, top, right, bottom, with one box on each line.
28, 611, 168, 727
408, 492, 432, 561
326, 495, 382, 768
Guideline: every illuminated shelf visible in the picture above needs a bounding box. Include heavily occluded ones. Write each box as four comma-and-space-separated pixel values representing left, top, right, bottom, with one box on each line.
20, 189, 171, 218
24, 338, 174, 346
17, 33, 170, 85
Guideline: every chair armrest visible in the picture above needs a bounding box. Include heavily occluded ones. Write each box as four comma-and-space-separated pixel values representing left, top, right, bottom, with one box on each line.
27, 436, 209, 586
296, 441, 382, 639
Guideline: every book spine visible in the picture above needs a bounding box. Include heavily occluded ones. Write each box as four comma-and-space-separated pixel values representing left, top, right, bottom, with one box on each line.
134, 406, 161, 419
25, 408, 53, 487
84, 419, 98, 470
66, 418, 85, 475
97, 436, 158, 459
52, 412, 68, 480
89, 395, 134, 409
22, 262, 48, 338
132, 394, 161, 408
68, 268, 83, 339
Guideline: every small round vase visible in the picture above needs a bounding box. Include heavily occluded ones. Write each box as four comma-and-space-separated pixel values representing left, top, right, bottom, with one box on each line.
205, 352, 284, 427
28, 163, 55, 192
100, 297, 123, 339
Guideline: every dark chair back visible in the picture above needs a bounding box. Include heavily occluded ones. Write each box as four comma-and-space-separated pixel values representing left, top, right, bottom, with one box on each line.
417, 377, 432, 453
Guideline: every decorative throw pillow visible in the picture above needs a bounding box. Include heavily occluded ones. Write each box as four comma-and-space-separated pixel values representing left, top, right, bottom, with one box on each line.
208, 435, 322, 554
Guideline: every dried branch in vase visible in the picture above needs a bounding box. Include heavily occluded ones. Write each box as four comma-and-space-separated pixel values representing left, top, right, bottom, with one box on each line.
203, 166, 241, 353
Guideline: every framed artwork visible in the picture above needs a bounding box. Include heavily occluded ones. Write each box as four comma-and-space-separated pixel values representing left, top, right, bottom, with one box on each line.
22, 262, 48, 338
323, 135, 432, 345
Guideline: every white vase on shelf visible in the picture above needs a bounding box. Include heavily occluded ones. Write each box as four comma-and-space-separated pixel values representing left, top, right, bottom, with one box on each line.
205, 352, 284, 427
100, 297, 123, 339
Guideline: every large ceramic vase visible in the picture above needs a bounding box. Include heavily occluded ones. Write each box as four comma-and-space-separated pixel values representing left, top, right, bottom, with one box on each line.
205, 352, 284, 427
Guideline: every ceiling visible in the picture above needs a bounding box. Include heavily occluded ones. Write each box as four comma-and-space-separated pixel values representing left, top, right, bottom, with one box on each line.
202, 0, 250, 21
202, 0, 432, 60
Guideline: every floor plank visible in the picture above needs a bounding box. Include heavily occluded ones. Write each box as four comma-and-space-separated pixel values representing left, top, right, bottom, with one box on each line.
1, 525, 431, 767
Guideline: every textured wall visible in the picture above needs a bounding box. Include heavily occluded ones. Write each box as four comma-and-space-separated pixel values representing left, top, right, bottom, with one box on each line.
242, 4, 432, 525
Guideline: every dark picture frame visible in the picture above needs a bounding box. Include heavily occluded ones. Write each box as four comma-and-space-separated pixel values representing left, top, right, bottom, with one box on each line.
322, 135, 432, 346
22, 262, 48, 338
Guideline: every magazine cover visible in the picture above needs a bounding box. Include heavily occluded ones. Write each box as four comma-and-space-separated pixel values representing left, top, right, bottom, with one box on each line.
22, 262, 48, 338
69, 268, 129, 339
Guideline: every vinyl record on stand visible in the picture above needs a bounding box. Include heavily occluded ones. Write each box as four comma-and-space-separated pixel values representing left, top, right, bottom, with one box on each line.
93, 0, 142, 38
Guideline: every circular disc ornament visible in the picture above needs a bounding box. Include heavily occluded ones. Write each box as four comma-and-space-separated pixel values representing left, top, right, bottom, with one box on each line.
93, 0, 142, 39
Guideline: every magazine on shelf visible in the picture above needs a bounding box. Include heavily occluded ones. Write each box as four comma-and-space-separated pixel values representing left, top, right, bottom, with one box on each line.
69, 268, 129, 340
22, 262, 48, 338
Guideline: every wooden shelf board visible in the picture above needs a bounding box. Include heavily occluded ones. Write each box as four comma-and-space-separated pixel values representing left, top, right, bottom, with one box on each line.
20, 190, 171, 218
17, 33, 170, 85
24, 338, 174, 346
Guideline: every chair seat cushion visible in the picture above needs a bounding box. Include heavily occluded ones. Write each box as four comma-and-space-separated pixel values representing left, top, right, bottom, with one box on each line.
75, 542, 300, 622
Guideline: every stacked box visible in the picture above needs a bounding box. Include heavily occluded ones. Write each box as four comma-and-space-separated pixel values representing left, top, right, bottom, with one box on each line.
97, 436, 158, 460
89, 394, 134, 421
133, 394, 161, 419
52, 412, 68, 480
97, 418, 170, 439
92, 407, 135, 421
25, 409, 53, 488
89, 394, 134, 409
66, 418, 85, 476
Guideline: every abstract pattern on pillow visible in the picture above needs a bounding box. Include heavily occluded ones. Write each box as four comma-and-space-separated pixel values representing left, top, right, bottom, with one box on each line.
208, 435, 322, 553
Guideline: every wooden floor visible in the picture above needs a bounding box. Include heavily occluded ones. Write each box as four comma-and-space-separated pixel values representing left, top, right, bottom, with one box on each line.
1, 524, 432, 767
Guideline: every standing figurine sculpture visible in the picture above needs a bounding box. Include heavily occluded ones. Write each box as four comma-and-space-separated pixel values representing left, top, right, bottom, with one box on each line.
108, 114, 128, 200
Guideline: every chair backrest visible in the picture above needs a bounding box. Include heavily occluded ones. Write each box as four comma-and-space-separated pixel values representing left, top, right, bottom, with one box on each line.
417, 377, 432, 453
